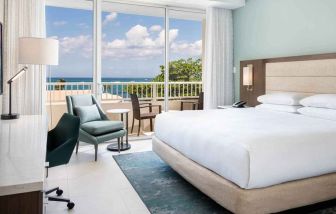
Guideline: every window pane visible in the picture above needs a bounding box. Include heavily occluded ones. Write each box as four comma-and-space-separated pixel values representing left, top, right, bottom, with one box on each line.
101, 12, 164, 88
169, 18, 203, 110
46, 4, 93, 128
101, 4, 165, 136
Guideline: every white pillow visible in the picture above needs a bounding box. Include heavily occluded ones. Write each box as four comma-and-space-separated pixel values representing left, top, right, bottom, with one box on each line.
298, 107, 336, 121
255, 104, 302, 113
300, 94, 336, 109
257, 93, 307, 106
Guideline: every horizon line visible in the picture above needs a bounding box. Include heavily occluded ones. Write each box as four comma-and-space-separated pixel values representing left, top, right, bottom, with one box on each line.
48, 76, 155, 79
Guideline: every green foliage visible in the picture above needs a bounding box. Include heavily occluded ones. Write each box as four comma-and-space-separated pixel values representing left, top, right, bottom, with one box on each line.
152, 58, 202, 82
126, 58, 202, 98
125, 84, 155, 98
55, 78, 66, 90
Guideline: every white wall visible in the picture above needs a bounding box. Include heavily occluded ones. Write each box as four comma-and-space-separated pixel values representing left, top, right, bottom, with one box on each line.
0, 0, 3, 113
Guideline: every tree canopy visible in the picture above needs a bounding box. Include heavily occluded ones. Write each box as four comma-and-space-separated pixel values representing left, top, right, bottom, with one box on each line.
152, 58, 202, 82
126, 57, 202, 97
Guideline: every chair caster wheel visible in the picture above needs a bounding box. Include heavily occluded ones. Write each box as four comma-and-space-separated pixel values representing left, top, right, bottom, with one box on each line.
56, 189, 63, 196
67, 202, 75, 209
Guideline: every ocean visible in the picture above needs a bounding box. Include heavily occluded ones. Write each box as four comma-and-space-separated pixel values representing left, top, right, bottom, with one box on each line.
47, 77, 153, 83
47, 77, 154, 98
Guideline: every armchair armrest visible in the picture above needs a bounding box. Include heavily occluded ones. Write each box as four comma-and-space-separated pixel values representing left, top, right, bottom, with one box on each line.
46, 137, 77, 167
139, 104, 162, 113
139, 102, 152, 106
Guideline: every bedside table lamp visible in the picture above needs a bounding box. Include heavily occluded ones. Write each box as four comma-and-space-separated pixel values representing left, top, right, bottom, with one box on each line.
1, 37, 59, 120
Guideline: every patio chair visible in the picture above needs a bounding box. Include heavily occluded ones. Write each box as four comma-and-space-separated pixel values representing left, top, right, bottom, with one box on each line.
180, 92, 204, 110
130, 94, 162, 136
66, 94, 126, 161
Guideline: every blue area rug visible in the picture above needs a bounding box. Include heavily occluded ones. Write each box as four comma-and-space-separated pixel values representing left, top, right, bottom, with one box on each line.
113, 151, 336, 214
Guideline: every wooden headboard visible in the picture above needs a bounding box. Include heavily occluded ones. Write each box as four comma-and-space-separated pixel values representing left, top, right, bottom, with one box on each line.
240, 53, 336, 107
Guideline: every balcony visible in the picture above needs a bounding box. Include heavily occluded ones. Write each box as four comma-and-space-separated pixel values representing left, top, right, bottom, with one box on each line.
46, 81, 203, 135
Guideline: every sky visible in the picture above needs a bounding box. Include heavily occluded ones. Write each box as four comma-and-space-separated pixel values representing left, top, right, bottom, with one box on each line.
46, 6, 202, 78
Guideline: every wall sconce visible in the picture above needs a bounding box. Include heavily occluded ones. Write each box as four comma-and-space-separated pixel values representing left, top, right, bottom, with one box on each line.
243, 64, 253, 91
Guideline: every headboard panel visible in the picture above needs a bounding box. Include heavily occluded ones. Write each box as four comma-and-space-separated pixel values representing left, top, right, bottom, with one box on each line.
240, 53, 336, 107
266, 59, 336, 94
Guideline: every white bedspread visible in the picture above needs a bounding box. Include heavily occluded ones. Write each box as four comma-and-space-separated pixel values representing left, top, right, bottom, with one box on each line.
154, 108, 336, 189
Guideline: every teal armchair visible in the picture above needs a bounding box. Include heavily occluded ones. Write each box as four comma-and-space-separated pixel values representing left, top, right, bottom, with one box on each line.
66, 94, 126, 161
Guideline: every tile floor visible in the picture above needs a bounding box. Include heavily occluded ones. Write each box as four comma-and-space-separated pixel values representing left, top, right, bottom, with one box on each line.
44, 138, 152, 214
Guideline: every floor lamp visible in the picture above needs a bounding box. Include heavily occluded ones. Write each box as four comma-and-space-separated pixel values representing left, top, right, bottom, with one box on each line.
1, 37, 59, 120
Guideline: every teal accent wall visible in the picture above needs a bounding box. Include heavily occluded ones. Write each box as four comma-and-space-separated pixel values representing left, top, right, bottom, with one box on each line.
233, 0, 336, 100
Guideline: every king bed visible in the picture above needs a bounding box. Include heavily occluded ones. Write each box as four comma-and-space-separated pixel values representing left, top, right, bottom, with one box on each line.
152, 54, 336, 214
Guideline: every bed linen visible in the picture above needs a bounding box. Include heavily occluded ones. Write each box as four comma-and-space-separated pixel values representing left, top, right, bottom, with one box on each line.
154, 108, 336, 189
255, 103, 301, 113
298, 107, 336, 121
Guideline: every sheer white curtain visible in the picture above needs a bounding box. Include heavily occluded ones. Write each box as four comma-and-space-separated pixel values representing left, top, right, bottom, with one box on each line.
203, 7, 233, 109
2, 0, 46, 115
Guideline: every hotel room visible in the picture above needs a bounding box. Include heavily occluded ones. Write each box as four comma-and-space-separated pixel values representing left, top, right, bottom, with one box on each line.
1, 0, 336, 213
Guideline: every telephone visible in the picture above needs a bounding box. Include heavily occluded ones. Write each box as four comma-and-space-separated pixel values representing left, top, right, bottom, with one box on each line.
232, 101, 247, 108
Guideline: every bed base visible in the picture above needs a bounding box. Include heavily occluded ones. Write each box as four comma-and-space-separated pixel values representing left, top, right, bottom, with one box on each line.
152, 136, 336, 214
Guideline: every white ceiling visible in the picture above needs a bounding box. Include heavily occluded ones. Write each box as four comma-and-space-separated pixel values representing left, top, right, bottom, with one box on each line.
116, 0, 246, 10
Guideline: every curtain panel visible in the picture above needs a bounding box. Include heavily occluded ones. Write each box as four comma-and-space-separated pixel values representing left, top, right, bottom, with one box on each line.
203, 8, 233, 109
2, 0, 46, 115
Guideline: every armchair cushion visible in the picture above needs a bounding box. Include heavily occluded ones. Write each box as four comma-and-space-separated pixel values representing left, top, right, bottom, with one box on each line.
71, 94, 93, 107
81, 120, 124, 136
75, 105, 101, 124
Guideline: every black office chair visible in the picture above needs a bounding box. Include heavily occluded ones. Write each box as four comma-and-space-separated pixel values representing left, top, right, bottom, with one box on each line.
45, 113, 80, 209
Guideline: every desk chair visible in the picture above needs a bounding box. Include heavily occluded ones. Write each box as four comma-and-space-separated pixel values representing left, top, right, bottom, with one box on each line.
45, 113, 80, 209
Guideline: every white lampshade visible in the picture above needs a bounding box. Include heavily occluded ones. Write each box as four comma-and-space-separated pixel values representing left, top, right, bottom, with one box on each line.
19, 37, 59, 65
243, 66, 253, 86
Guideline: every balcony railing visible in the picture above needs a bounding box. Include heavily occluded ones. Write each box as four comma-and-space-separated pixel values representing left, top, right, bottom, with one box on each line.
46, 81, 203, 103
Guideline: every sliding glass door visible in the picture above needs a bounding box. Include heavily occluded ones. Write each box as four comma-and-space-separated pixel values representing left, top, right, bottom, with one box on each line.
99, 2, 166, 136
101, 2, 165, 103
45, 0, 204, 133
168, 11, 203, 110
98, 2, 204, 111
46, 1, 93, 128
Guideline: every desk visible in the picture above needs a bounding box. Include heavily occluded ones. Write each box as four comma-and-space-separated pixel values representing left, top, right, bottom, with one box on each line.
0, 115, 48, 214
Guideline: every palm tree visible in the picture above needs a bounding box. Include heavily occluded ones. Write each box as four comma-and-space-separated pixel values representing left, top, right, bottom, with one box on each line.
55, 78, 66, 90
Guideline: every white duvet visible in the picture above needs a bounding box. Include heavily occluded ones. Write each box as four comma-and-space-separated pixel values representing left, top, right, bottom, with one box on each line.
154, 108, 336, 189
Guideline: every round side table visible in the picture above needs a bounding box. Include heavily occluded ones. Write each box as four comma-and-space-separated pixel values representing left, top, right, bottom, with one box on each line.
106, 109, 131, 151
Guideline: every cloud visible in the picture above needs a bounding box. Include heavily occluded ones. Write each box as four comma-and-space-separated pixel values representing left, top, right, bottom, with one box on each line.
149, 25, 162, 32
78, 23, 89, 29
126, 25, 150, 44
56, 24, 201, 60
171, 40, 202, 56
53, 21, 67, 27
49, 36, 58, 40
103, 12, 117, 25
156, 29, 178, 46
59, 35, 92, 57
102, 24, 201, 59
102, 25, 172, 58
